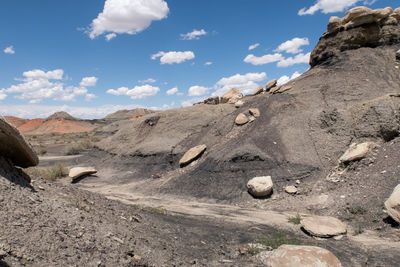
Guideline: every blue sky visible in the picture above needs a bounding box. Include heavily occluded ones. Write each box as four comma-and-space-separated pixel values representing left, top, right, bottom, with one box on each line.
0, 0, 398, 118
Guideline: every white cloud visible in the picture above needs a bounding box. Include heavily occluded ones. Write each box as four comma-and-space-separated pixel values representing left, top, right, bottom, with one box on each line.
139, 78, 156, 84
4, 45, 15, 54
276, 38, 310, 54
298, 0, 361, 15
180, 29, 207, 40
166, 87, 179, 95
105, 33, 117, 41
248, 43, 260, 50
151, 51, 195, 64
244, 53, 284, 66
188, 86, 211, 96
107, 84, 160, 99
2, 69, 96, 103
205, 61, 213, 66
0, 90, 7, 100
80, 76, 98, 87
213, 72, 267, 96
87, 0, 169, 39
181, 97, 205, 107
277, 52, 311, 67
277, 71, 302, 86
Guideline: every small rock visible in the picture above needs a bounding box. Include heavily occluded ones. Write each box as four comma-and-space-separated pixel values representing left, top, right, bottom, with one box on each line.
247, 176, 273, 197
235, 113, 249, 125
396, 49, 400, 61
133, 255, 141, 261
179, 144, 207, 167
248, 116, 256, 123
69, 167, 97, 181
265, 79, 277, 91
285, 186, 297, 194
339, 142, 372, 163
301, 215, 347, 238
235, 100, 244, 108
296, 180, 301, 184
264, 245, 342, 267
249, 108, 260, 118
384, 184, 400, 224
253, 85, 264, 95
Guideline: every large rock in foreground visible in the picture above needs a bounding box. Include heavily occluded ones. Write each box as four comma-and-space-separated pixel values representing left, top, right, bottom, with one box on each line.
247, 176, 273, 197
265, 245, 342, 267
0, 115, 38, 168
179, 144, 207, 167
301, 215, 347, 238
384, 184, 400, 224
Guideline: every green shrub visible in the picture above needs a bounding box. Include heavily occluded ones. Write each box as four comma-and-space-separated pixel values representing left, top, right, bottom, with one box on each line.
45, 162, 67, 180
288, 213, 301, 225
349, 205, 367, 215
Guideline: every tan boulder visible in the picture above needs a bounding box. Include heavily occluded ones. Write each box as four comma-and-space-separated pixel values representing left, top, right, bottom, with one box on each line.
253, 85, 264, 95
372, 7, 393, 20
343, 6, 372, 24
327, 16, 342, 32
247, 176, 273, 197
265, 79, 277, 91
384, 184, 400, 224
339, 142, 371, 163
249, 108, 260, 118
221, 88, 243, 104
179, 144, 207, 167
235, 113, 249, 125
69, 167, 97, 181
264, 245, 342, 267
393, 8, 400, 20
0, 115, 38, 168
235, 100, 244, 108
301, 215, 347, 238
285, 185, 297, 194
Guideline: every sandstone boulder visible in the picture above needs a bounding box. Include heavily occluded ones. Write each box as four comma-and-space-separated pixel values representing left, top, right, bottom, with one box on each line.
179, 144, 207, 167
339, 142, 371, 163
285, 185, 297, 194
384, 184, 400, 224
0, 115, 38, 168
253, 85, 264, 95
265, 79, 277, 91
247, 176, 273, 197
221, 88, 243, 104
69, 167, 97, 181
328, 16, 342, 32
264, 245, 342, 267
343, 6, 372, 24
235, 113, 249, 125
235, 100, 244, 108
301, 215, 347, 238
249, 108, 260, 118
372, 7, 393, 20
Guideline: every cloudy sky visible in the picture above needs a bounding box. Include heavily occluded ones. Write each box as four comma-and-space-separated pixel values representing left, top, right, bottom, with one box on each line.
0, 0, 398, 118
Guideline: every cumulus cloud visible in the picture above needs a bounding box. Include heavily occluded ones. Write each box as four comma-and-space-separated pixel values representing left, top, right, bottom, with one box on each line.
276, 38, 310, 54
151, 51, 195, 64
166, 87, 179, 95
107, 84, 160, 99
4, 45, 15, 54
298, 0, 362, 15
0, 90, 7, 100
204, 61, 213, 66
139, 78, 156, 84
213, 72, 267, 96
80, 76, 98, 87
244, 53, 284, 66
2, 69, 96, 103
188, 86, 211, 96
248, 43, 260, 50
277, 52, 311, 67
180, 29, 207, 40
277, 71, 302, 86
87, 0, 169, 40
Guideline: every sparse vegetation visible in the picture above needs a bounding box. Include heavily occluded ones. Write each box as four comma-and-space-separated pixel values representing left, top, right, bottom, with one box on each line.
65, 139, 93, 155
349, 205, 367, 215
288, 213, 302, 224
255, 232, 302, 249
26, 162, 67, 181
353, 225, 364, 236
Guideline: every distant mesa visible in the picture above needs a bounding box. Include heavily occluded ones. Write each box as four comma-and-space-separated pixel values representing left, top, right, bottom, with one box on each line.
46, 111, 79, 121
104, 108, 154, 121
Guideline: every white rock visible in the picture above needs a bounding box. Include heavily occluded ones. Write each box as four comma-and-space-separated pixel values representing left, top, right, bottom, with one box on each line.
301, 215, 347, 238
384, 184, 400, 224
285, 186, 297, 194
339, 142, 372, 163
179, 144, 207, 167
234, 100, 244, 108
235, 113, 249, 125
247, 176, 273, 197
69, 167, 97, 181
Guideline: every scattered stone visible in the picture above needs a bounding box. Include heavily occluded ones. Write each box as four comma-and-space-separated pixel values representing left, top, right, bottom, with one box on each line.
269, 86, 281, 94
0, 115, 39, 168
264, 245, 342, 267
301, 215, 347, 238
249, 108, 260, 118
253, 85, 264, 95
339, 142, 372, 163
265, 79, 277, 91
179, 144, 207, 167
295, 180, 301, 184
396, 49, 400, 61
235, 113, 249, 125
69, 167, 97, 181
248, 116, 256, 123
203, 96, 220, 105
384, 184, 400, 224
144, 116, 160, 126
247, 176, 273, 197
221, 88, 243, 104
285, 186, 297, 195
235, 100, 244, 108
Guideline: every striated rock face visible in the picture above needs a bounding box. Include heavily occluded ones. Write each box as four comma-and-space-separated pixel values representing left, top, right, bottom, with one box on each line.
311, 6, 400, 67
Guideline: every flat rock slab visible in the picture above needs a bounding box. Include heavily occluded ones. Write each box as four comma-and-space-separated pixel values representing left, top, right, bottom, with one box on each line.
253, 85, 264, 95
247, 176, 273, 197
266, 79, 277, 91
0, 115, 38, 168
301, 215, 347, 238
339, 142, 371, 163
384, 184, 400, 224
69, 167, 97, 181
264, 245, 342, 267
179, 144, 207, 167
235, 113, 249, 125
285, 185, 297, 194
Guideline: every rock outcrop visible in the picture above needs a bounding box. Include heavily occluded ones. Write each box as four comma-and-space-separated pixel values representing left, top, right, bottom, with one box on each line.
253, 85, 264, 95
384, 184, 400, 223
221, 88, 243, 104
265, 79, 277, 91
0, 115, 38, 168
311, 6, 400, 67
